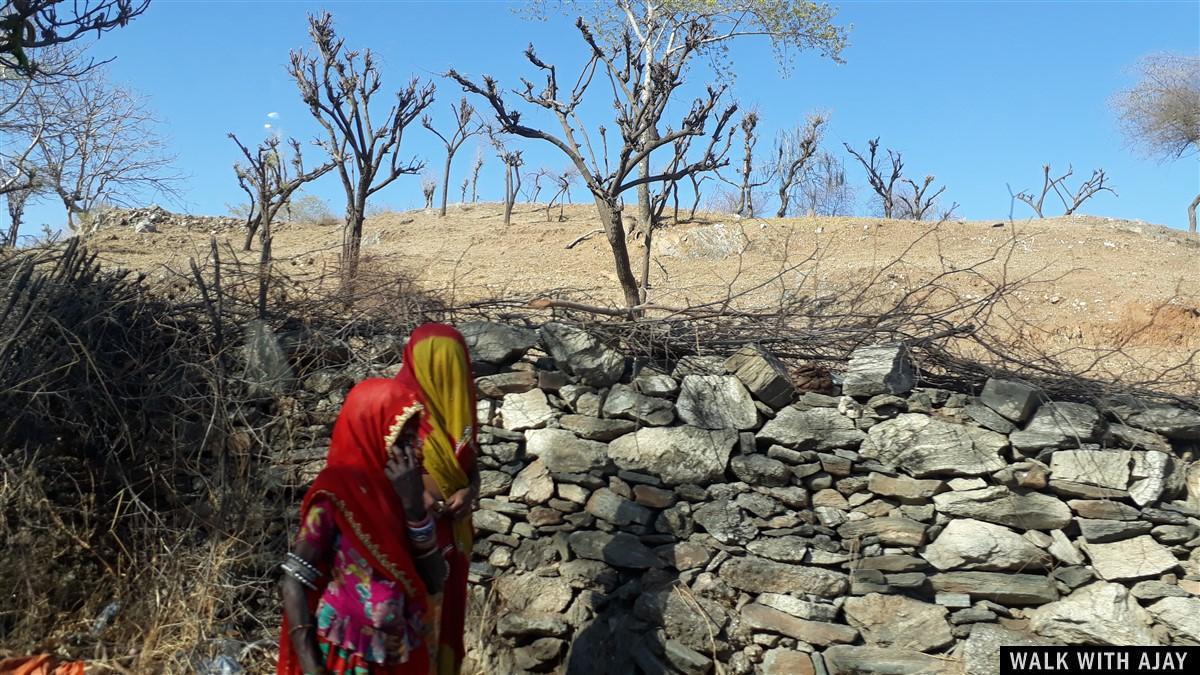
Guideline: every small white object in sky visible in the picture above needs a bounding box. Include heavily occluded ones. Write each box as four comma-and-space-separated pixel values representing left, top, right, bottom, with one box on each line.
267, 112, 280, 119
264, 123, 273, 129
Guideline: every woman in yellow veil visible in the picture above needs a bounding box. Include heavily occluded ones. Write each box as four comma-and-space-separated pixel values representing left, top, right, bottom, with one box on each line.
395, 324, 480, 675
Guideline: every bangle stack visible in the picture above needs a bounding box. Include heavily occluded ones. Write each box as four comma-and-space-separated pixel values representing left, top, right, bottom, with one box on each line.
281, 552, 322, 591
407, 513, 436, 550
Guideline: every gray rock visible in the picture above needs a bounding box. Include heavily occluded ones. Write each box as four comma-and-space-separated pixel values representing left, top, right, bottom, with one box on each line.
1108, 424, 1173, 453
1126, 406, 1200, 441
724, 344, 795, 409
554, 414, 635, 443
1048, 530, 1084, 565
721, 555, 849, 598
933, 487, 1072, 530
1130, 450, 1181, 506
1130, 580, 1190, 601
760, 650, 815, 675
567, 530, 659, 569
493, 572, 576, 614
676, 375, 758, 430
866, 472, 946, 503
965, 402, 1016, 434
1067, 499, 1141, 520
585, 487, 653, 527
693, 499, 758, 545
1009, 402, 1104, 450
512, 638, 564, 670
756, 593, 839, 622
510, 459, 555, 504
474, 509, 513, 534
243, 320, 297, 395
741, 603, 859, 646
843, 593, 955, 652
758, 406, 866, 451
540, 322, 624, 387
922, 518, 1051, 571
478, 470, 514, 498
1049, 449, 1133, 490
823, 646, 962, 675
496, 613, 571, 639
746, 536, 809, 563
608, 426, 737, 485
632, 367, 679, 397
729, 454, 791, 487
1147, 597, 1200, 645
475, 371, 538, 398
663, 640, 713, 675
602, 383, 675, 426
979, 378, 1040, 423
1076, 518, 1153, 543
671, 355, 726, 378
838, 517, 927, 547
1082, 535, 1179, 581
842, 344, 916, 397
525, 428, 611, 474
929, 572, 1059, 606
500, 389, 556, 431
962, 624, 1062, 675
862, 414, 1008, 477
1028, 582, 1159, 645
634, 590, 730, 654
459, 321, 539, 364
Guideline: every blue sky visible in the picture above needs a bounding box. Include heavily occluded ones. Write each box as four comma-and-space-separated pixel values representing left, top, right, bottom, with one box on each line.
18, 0, 1200, 238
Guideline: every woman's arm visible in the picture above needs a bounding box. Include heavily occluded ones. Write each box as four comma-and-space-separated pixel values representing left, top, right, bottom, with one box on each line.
281, 537, 328, 675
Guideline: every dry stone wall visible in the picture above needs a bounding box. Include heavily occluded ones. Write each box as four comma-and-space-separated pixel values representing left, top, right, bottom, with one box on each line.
267, 321, 1200, 675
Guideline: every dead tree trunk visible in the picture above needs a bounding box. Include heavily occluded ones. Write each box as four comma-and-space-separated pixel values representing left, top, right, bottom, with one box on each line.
1189, 192, 1199, 235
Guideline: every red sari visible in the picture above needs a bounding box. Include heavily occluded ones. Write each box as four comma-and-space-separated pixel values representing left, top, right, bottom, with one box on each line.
278, 378, 433, 675
396, 324, 478, 675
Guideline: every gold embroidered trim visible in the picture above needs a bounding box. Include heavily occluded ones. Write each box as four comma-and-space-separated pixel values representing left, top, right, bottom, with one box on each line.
383, 403, 424, 453
310, 489, 420, 596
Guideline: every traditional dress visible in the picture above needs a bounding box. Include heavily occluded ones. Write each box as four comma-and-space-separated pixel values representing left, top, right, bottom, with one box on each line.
396, 324, 477, 675
278, 378, 433, 675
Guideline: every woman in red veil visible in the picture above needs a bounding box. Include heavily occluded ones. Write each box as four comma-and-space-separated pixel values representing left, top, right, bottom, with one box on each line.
278, 378, 448, 675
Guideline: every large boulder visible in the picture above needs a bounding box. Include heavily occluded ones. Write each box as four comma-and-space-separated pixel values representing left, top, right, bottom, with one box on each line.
1048, 449, 1133, 495
675, 375, 757, 430
608, 426, 737, 485
841, 344, 916, 397
862, 414, 1008, 477
1009, 402, 1104, 450
693, 499, 758, 545
741, 603, 859, 646
921, 519, 1051, 571
540, 322, 624, 387
933, 487, 1072, 530
1129, 450, 1183, 506
525, 428, 611, 474
961, 624, 1062, 675
458, 321, 538, 364
978, 378, 1040, 423
929, 572, 1058, 606
567, 530, 659, 569
724, 344, 795, 409
757, 406, 866, 451
1147, 597, 1200, 645
843, 593, 955, 652
499, 389, 556, 431
1028, 582, 1160, 645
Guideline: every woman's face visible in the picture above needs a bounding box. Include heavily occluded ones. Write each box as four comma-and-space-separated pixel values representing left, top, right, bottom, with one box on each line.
392, 417, 424, 463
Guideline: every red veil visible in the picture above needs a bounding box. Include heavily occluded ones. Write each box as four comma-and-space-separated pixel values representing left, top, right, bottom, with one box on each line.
278, 378, 432, 675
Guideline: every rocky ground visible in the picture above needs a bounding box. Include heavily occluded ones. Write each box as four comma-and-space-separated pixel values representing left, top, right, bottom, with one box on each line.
254, 320, 1200, 674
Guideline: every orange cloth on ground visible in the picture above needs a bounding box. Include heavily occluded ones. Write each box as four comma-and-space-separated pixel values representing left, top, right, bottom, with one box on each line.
0, 655, 85, 675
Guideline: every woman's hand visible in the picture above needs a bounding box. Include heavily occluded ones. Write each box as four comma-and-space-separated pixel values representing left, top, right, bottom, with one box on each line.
443, 486, 475, 521
385, 444, 426, 520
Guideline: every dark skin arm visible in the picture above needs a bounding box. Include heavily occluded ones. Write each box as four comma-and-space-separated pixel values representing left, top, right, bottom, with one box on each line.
386, 434, 449, 594
281, 538, 328, 675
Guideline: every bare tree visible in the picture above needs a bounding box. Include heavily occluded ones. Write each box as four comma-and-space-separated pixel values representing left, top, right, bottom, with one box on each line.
490, 133, 523, 226
1, 0, 150, 76
530, 2, 848, 236
421, 175, 436, 209
546, 167, 578, 221
722, 110, 772, 217
799, 150, 853, 216
289, 11, 435, 282
1014, 164, 1116, 218
844, 138, 903, 219
526, 167, 551, 203
469, 147, 485, 202
4, 182, 36, 247
895, 175, 947, 221
422, 97, 485, 216
459, 177, 469, 203
229, 133, 332, 255
33, 70, 177, 232
450, 17, 738, 310
773, 113, 825, 217
1111, 53, 1200, 233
